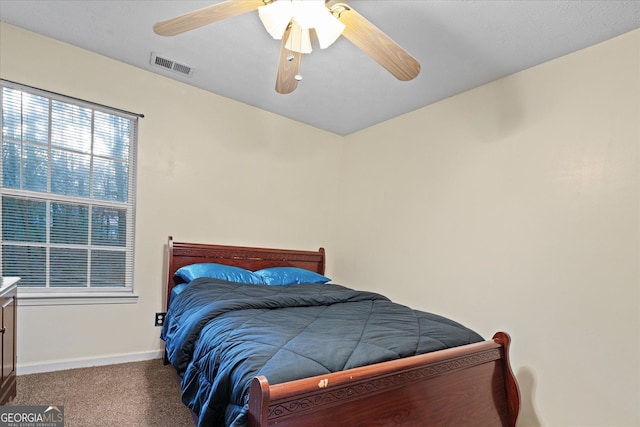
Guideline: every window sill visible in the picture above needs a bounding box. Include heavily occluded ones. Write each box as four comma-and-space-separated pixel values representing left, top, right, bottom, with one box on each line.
17, 290, 139, 306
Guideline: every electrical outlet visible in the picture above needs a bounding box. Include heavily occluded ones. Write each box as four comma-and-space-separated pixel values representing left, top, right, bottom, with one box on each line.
155, 312, 166, 327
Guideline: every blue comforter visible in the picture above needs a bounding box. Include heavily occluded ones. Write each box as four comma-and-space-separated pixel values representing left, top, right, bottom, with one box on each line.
161, 278, 483, 427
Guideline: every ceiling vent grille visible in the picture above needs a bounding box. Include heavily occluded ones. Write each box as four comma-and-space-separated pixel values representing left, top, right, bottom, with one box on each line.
150, 53, 193, 77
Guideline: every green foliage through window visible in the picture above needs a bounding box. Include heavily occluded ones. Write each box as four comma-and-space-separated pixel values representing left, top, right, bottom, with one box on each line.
0, 82, 137, 290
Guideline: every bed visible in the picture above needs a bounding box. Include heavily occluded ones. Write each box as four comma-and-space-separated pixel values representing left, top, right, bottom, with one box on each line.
162, 236, 520, 427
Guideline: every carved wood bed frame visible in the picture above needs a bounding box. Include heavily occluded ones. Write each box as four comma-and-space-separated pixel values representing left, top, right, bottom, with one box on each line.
164, 236, 520, 426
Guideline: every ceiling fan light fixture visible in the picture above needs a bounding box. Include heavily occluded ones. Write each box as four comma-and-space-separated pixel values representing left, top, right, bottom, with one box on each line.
154, 0, 421, 94
258, 1, 292, 39
313, 10, 345, 49
259, 0, 345, 53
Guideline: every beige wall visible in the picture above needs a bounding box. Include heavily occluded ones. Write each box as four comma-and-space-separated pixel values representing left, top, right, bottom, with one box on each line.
2, 21, 639, 427
0, 22, 343, 367
336, 30, 639, 427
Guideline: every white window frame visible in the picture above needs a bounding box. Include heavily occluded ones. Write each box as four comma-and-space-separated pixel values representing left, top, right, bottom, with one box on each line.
0, 80, 139, 306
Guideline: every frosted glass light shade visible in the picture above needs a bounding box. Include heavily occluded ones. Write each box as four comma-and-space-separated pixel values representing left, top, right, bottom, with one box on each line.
258, 0, 345, 53
313, 8, 345, 49
258, 1, 293, 39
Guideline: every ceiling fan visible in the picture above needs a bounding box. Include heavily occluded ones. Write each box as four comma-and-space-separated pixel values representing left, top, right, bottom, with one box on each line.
153, 0, 421, 94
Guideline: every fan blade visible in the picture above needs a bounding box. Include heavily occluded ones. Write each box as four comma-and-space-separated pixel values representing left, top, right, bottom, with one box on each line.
276, 24, 302, 94
329, 2, 420, 81
154, 0, 265, 36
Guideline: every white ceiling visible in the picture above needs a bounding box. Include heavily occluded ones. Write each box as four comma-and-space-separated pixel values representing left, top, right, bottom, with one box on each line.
1, 1, 639, 135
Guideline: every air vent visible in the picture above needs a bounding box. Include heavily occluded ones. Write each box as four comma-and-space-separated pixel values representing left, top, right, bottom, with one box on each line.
150, 53, 193, 77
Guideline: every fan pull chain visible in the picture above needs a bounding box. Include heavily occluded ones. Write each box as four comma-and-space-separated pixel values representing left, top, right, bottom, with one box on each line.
295, 22, 303, 81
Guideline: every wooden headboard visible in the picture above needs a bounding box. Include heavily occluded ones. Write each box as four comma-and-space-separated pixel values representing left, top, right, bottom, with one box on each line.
165, 236, 326, 308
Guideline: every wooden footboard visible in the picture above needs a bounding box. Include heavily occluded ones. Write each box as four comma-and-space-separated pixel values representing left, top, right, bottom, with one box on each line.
248, 332, 519, 427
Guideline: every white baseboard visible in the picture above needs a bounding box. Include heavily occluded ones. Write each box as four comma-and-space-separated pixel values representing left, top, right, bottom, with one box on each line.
16, 349, 165, 375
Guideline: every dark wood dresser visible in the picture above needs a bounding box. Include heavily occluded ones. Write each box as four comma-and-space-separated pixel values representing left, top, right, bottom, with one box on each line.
0, 277, 17, 404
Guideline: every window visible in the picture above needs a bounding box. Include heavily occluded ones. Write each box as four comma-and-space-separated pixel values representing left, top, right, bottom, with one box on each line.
0, 81, 138, 304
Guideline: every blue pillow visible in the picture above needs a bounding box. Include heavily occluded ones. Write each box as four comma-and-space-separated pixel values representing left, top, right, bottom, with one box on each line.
175, 263, 263, 284
254, 267, 331, 286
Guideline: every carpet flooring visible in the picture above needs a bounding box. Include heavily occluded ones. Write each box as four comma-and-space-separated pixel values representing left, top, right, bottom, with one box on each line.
7, 359, 195, 426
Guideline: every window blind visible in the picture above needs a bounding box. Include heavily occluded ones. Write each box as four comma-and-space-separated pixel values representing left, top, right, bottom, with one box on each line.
0, 80, 137, 292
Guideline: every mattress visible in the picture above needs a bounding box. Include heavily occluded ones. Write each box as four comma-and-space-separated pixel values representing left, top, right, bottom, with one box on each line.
161, 278, 483, 427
